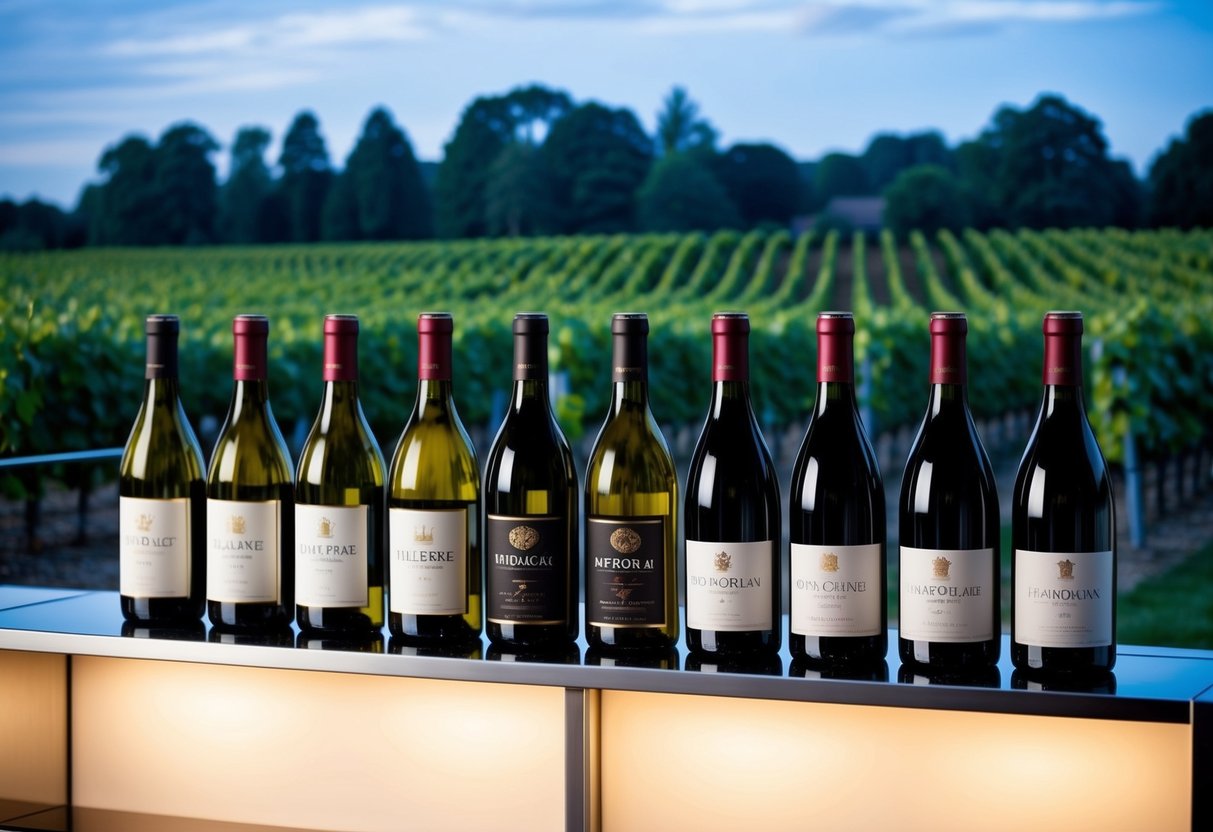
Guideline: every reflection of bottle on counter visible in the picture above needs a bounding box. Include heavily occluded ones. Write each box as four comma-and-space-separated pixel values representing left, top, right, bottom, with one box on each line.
388, 637, 483, 660
791, 658, 888, 682
296, 631, 384, 653
897, 664, 1001, 689
585, 646, 680, 670
486, 642, 581, 665
120, 619, 206, 642
208, 625, 294, 647
1011, 669, 1116, 694
685, 650, 782, 676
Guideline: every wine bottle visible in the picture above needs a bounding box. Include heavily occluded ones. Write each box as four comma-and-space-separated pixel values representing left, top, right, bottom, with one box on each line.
294, 315, 386, 633
684, 312, 781, 654
789, 312, 887, 664
206, 315, 295, 630
119, 314, 206, 623
898, 312, 1000, 668
1011, 311, 1116, 674
483, 313, 578, 646
387, 313, 481, 642
584, 313, 678, 649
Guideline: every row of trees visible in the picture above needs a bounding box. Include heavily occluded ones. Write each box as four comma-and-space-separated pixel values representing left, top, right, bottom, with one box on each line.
2, 87, 1211, 250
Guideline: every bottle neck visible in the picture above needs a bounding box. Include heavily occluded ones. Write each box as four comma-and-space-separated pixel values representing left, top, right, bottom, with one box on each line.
817, 332, 853, 385
230, 379, 271, 421
611, 331, 649, 414
815, 380, 858, 416
146, 376, 182, 408
319, 379, 361, 421
512, 331, 550, 412
926, 382, 968, 418
512, 378, 551, 412
416, 378, 455, 419
816, 329, 856, 415
1043, 333, 1083, 387
145, 332, 179, 380
710, 379, 753, 419
1043, 383, 1087, 416
324, 332, 358, 383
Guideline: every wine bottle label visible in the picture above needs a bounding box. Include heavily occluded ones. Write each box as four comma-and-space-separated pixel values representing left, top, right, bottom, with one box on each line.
899, 546, 995, 643
1014, 549, 1113, 648
486, 515, 568, 624
206, 500, 281, 603
120, 496, 191, 598
586, 516, 667, 627
295, 504, 369, 609
685, 539, 773, 632
790, 542, 882, 637
388, 507, 468, 616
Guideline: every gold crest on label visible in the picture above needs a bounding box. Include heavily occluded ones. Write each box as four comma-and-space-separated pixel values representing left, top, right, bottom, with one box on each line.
229, 515, 246, 535
1057, 559, 1075, 580
135, 514, 154, 532
414, 525, 434, 543
509, 525, 539, 551
932, 556, 952, 579
820, 552, 839, 573
610, 527, 642, 554
317, 517, 334, 539
714, 551, 731, 572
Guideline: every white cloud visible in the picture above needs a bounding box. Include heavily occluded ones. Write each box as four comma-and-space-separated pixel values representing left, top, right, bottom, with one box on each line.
797, 0, 1161, 37
0, 138, 102, 166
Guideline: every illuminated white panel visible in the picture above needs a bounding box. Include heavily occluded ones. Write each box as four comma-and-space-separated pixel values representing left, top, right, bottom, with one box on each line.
72, 657, 565, 832
0, 650, 67, 804
601, 691, 1190, 832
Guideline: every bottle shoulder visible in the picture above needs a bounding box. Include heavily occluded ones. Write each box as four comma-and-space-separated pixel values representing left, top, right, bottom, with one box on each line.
688, 410, 778, 492
793, 407, 881, 485
1013, 405, 1112, 504
207, 404, 293, 485
120, 398, 205, 484
587, 407, 676, 477
900, 408, 997, 504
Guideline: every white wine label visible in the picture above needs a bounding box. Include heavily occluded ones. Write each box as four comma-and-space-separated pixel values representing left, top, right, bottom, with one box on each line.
295, 504, 369, 608
1015, 549, 1113, 648
587, 516, 667, 627
207, 500, 280, 603
790, 542, 882, 637
899, 546, 995, 643
389, 507, 468, 616
120, 497, 191, 598
686, 539, 774, 632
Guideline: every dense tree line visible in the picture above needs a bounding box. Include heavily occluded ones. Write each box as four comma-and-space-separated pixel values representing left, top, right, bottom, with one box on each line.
2, 89, 1211, 251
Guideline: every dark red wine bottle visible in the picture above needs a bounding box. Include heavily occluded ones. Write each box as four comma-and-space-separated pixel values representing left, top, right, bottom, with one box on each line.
898, 312, 1000, 668
789, 312, 887, 665
1011, 311, 1116, 675
684, 312, 782, 655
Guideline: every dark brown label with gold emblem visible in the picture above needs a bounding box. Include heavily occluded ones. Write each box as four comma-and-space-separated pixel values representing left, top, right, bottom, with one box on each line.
587, 516, 666, 627
486, 515, 567, 624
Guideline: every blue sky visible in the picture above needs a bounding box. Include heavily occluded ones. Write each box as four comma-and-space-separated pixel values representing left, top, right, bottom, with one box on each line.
1, 0, 1211, 208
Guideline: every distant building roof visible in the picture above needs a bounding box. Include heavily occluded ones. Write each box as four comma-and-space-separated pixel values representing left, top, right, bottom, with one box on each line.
822, 196, 885, 231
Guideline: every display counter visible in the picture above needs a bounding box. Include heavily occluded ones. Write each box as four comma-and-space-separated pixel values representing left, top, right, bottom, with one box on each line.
1, 587, 1210, 831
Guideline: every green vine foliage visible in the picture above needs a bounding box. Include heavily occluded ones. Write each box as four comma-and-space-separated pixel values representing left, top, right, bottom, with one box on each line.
1, 229, 1209, 473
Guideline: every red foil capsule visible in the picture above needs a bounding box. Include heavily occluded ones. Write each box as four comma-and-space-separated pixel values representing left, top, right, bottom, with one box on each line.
929, 312, 968, 386
232, 314, 269, 381
816, 312, 855, 384
322, 314, 359, 383
1042, 310, 1084, 387
417, 312, 454, 381
711, 312, 750, 383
